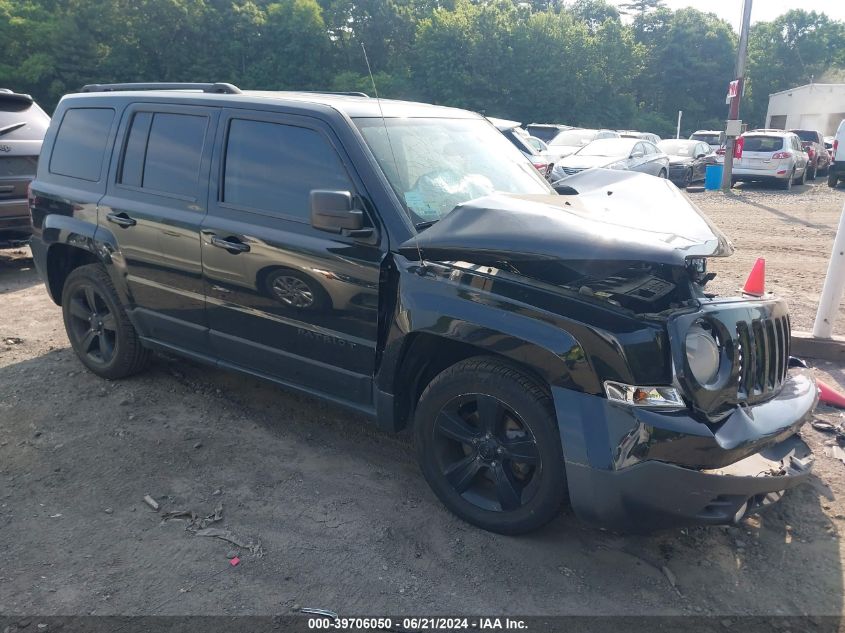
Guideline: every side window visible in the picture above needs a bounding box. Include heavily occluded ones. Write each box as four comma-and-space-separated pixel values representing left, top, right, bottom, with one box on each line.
222, 118, 352, 221
643, 142, 657, 155
633, 142, 645, 156
49, 108, 115, 181
119, 111, 208, 198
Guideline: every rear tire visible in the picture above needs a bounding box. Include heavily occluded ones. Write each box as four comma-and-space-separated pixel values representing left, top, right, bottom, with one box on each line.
658, 169, 667, 179
809, 163, 817, 180
830, 173, 840, 188
414, 357, 567, 534
61, 264, 150, 379
782, 171, 794, 190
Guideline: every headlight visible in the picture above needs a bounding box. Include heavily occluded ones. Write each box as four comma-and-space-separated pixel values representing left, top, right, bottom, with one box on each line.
604, 381, 684, 408
685, 323, 720, 385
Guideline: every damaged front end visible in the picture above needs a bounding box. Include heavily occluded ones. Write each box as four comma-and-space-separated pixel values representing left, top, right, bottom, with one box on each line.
399, 169, 816, 531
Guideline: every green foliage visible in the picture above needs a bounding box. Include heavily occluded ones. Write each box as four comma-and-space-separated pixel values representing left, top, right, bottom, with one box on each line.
0, 1, 843, 136
745, 10, 845, 126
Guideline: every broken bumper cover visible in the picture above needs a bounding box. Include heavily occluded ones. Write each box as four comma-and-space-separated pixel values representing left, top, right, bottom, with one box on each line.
553, 368, 817, 531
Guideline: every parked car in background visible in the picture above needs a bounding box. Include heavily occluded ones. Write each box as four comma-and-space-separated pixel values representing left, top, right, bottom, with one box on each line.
732, 130, 809, 190
488, 117, 553, 180
525, 123, 572, 143
524, 135, 548, 152
828, 120, 845, 188
824, 135, 834, 161
658, 139, 716, 187
551, 137, 668, 180
546, 128, 620, 163
689, 130, 724, 151
0, 89, 49, 245
790, 129, 830, 179
619, 130, 661, 144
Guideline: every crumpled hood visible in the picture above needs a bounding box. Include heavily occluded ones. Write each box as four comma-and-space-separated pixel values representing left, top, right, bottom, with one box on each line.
401, 169, 733, 267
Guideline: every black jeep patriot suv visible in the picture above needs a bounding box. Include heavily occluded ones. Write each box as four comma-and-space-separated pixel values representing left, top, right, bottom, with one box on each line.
29, 83, 816, 534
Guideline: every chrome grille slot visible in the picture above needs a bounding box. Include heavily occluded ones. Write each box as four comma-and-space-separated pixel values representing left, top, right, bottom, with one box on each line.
735, 315, 790, 403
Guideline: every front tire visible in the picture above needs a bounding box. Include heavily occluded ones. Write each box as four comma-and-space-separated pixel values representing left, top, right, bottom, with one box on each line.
829, 172, 840, 188
62, 264, 150, 379
414, 357, 567, 534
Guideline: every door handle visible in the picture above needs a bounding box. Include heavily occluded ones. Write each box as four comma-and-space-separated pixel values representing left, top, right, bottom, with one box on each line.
106, 212, 137, 228
209, 235, 250, 253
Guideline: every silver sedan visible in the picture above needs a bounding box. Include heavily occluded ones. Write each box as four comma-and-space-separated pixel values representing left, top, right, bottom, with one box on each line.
551, 138, 669, 181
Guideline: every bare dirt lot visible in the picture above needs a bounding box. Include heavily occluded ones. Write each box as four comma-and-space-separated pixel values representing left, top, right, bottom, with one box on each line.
2, 180, 845, 620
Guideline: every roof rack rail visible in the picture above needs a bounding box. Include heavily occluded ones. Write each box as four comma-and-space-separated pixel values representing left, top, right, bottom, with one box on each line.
80, 82, 242, 94
297, 90, 370, 98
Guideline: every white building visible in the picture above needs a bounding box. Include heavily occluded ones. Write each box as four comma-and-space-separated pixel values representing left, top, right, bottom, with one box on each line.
765, 83, 845, 135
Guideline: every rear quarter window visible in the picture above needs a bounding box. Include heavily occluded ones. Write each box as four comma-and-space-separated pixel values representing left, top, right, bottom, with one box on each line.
49, 107, 115, 181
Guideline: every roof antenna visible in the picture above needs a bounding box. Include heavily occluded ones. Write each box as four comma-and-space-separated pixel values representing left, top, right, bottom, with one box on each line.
360, 42, 426, 272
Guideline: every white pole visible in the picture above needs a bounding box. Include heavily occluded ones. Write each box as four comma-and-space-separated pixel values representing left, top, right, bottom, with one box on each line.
812, 200, 845, 338
676, 110, 682, 139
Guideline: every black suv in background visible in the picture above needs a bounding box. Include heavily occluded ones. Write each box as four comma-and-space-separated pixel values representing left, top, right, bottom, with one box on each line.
29, 83, 816, 534
0, 89, 49, 245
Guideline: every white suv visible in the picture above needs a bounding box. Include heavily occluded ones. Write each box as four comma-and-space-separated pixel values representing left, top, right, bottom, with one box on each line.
732, 130, 809, 190
828, 118, 845, 188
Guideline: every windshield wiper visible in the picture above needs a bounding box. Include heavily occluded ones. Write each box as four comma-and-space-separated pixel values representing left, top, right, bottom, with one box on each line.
0, 121, 26, 136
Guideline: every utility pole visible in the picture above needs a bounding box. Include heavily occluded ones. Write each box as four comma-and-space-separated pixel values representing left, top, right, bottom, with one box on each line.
721, 0, 753, 191
676, 110, 682, 139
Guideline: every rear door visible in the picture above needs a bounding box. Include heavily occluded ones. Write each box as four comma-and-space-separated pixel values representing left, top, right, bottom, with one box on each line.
99, 103, 219, 353
201, 109, 385, 408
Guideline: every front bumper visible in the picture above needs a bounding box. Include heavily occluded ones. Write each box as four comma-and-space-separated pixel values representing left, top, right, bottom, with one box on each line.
552, 367, 817, 531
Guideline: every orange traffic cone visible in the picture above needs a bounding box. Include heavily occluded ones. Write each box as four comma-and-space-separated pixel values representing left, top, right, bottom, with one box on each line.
742, 258, 766, 297
818, 379, 845, 409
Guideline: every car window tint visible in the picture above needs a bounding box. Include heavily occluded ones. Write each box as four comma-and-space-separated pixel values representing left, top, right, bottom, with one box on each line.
141, 113, 207, 197
742, 136, 784, 152
223, 119, 351, 220
119, 112, 153, 188
0, 97, 49, 141
49, 108, 115, 181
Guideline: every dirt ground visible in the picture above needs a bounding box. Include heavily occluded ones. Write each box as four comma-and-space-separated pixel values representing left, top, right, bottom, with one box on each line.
2, 179, 845, 619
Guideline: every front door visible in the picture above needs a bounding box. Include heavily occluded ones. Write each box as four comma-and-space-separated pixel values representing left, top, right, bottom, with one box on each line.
201, 109, 385, 408
100, 103, 219, 352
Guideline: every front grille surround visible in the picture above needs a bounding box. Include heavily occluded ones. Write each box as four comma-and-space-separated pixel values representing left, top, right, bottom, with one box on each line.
669, 299, 791, 420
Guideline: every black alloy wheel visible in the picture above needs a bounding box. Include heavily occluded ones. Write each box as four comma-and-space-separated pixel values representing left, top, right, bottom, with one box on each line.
61, 264, 150, 379
66, 284, 118, 366
432, 393, 541, 513
415, 357, 568, 534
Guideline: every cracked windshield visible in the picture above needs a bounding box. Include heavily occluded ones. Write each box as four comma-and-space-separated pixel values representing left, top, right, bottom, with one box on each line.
355, 118, 552, 225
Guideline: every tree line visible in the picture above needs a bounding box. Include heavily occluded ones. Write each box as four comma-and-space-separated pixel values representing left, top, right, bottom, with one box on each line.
2, 0, 844, 137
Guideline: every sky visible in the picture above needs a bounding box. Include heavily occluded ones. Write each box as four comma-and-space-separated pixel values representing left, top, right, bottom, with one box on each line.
608, 0, 845, 31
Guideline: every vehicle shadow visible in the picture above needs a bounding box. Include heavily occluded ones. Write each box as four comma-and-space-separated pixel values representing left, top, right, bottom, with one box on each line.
0, 347, 841, 621
0, 245, 41, 292
729, 194, 838, 237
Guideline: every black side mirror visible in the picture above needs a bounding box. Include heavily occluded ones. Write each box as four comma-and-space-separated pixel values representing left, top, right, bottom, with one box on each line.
310, 190, 372, 238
